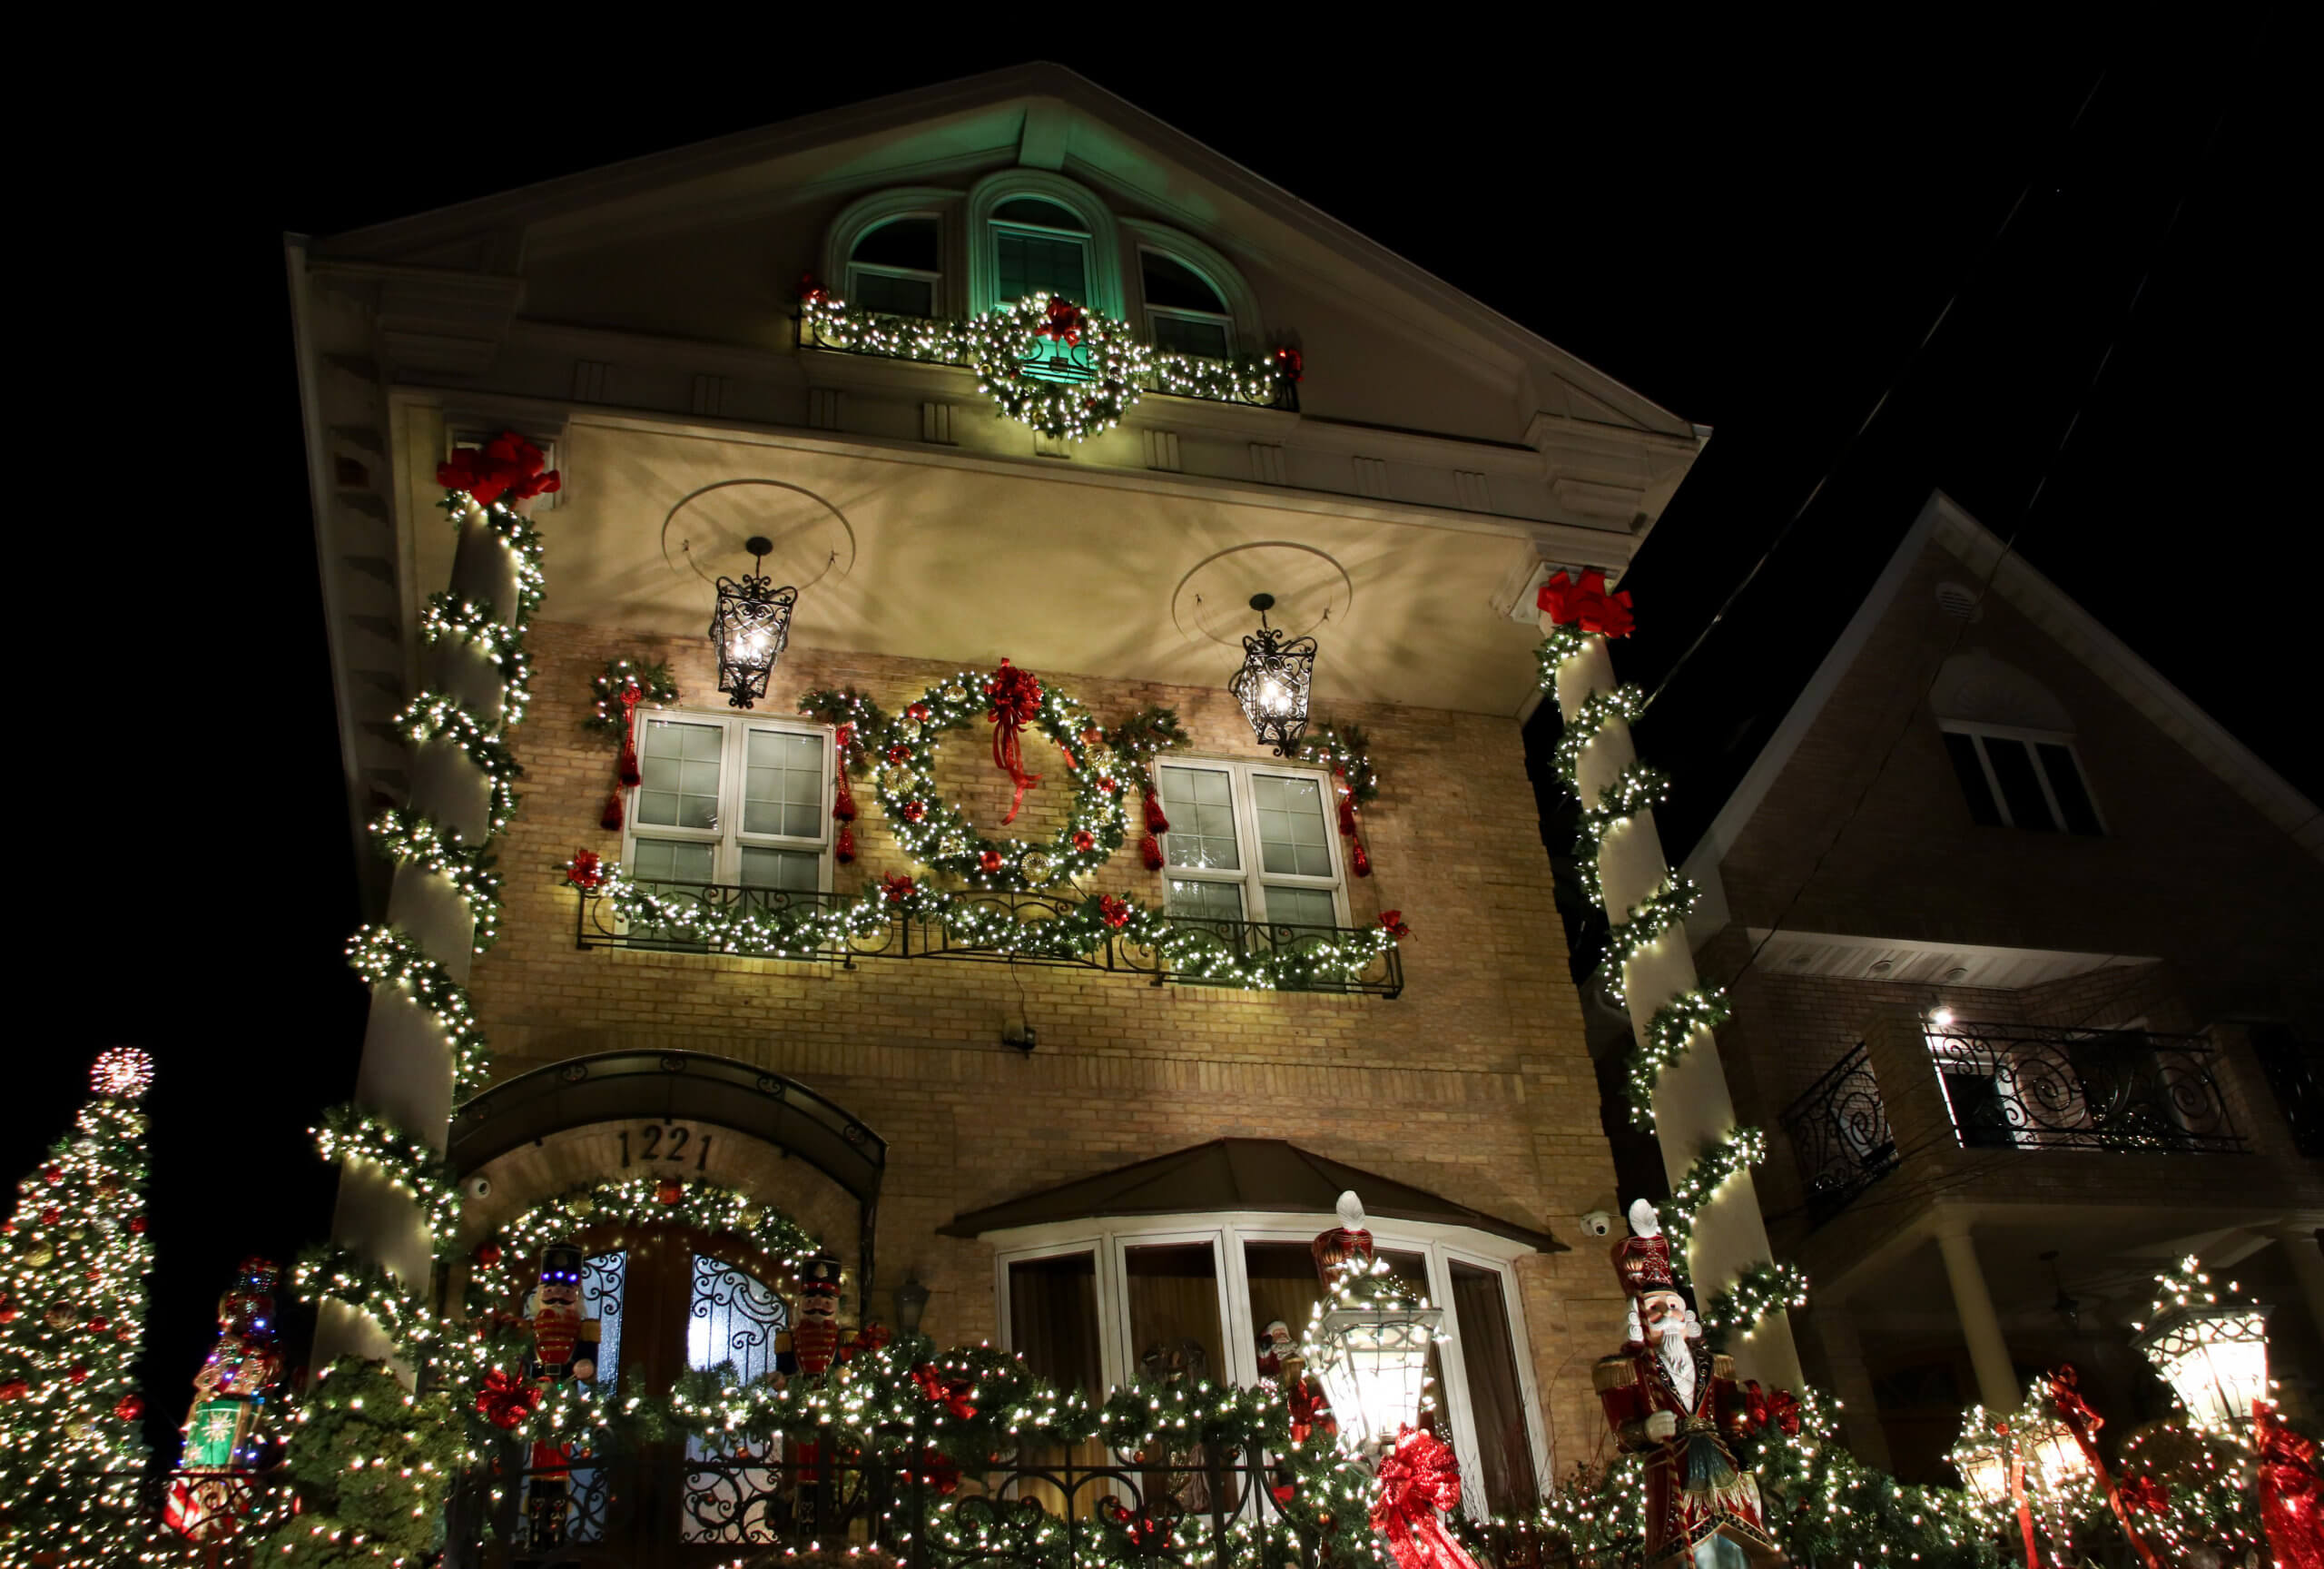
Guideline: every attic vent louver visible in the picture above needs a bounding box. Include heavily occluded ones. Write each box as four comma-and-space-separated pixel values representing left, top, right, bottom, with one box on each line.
1935, 581, 1983, 622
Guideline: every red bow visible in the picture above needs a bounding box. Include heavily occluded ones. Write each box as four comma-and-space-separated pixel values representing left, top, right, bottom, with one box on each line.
983, 660, 1046, 824
1040, 299, 1086, 347
912, 1448, 961, 1495
2116, 1475, 2169, 1514
839, 1324, 891, 1365
436, 430, 561, 508
2255, 1400, 2324, 1569
1742, 1380, 1801, 1437
1370, 1426, 1481, 1569
2046, 1366, 2160, 1569
1379, 911, 1412, 938
1285, 1377, 1334, 1446
1099, 894, 1132, 930
911, 1364, 977, 1419
476, 1367, 538, 1431
1535, 569, 1635, 638
566, 851, 604, 892
799, 272, 829, 305
1275, 346, 1305, 382
882, 874, 917, 906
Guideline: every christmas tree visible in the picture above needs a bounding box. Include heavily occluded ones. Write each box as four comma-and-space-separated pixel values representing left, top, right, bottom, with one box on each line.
0, 1047, 157, 1566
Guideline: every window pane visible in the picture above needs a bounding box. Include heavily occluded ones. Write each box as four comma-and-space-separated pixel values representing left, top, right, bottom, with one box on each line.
997, 229, 1088, 303
1167, 878, 1244, 923
1142, 252, 1227, 312
581, 1251, 626, 1397
633, 837, 715, 885
1984, 738, 2056, 831
852, 216, 940, 271
1243, 1242, 1323, 1379
687, 1254, 789, 1382
743, 729, 824, 838
2036, 744, 2102, 835
994, 197, 1083, 229
1159, 765, 1240, 870
1263, 886, 1336, 929
1254, 774, 1334, 876
641, 720, 722, 829
1009, 1255, 1102, 1396
1153, 313, 1231, 360
1451, 1262, 1538, 1514
851, 268, 934, 318
1942, 731, 2002, 827
740, 846, 819, 893
1126, 1243, 1224, 1388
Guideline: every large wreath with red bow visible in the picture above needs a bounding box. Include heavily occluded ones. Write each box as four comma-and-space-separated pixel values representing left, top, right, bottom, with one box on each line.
871, 662, 1129, 890
964, 294, 1145, 440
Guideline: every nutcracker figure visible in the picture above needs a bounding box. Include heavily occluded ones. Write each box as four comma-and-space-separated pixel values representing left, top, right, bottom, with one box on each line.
786, 1252, 842, 1376
524, 1245, 600, 1548
1311, 1190, 1375, 1287
1592, 1201, 1784, 1568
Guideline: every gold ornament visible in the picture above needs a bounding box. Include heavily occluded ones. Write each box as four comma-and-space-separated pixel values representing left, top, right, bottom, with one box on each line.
25, 1246, 53, 1268
1019, 851, 1057, 885
566, 1197, 596, 1218
941, 685, 968, 705
881, 765, 915, 795
45, 1304, 74, 1329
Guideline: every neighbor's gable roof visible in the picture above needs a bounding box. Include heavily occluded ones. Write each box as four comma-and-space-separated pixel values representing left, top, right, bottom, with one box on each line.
310, 63, 1692, 439
1681, 489, 2322, 877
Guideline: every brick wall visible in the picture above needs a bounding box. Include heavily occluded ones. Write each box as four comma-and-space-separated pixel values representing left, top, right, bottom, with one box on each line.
464, 619, 1631, 1475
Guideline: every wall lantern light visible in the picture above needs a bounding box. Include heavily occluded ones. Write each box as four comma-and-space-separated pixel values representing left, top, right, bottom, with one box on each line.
1229, 592, 1316, 756
2134, 1257, 2271, 1436
711, 535, 798, 710
1304, 1191, 1443, 1457
893, 1272, 931, 1337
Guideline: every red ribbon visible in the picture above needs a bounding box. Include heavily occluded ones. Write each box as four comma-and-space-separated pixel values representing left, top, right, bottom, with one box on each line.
2045, 1367, 2159, 1569
1741, 1380, 1801, 1437
617, 681, 643, 787
1370, 1426, 1482, 1569
2116, 1475, 2168, 1514
1285, 1377, 1334, 1446
476, 1367, 537, 1431
1535, 568, 1635, 639
983, 660, 1045, 824
911, 1364, 977, 1419
2256, 1399, 2324, 1569
1275, 346, 1305, 382
436, 430, 561, 507
882, 874, 916, 906
1099, 894, 1131, 930
832, 724, 858, 824
1040, 299, 1086, 347
1379, 910, 1411, 938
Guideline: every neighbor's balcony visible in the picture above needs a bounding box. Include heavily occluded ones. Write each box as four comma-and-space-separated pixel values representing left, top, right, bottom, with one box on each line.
1780, 1021, 2259, 1228
572, 881, 1403, 998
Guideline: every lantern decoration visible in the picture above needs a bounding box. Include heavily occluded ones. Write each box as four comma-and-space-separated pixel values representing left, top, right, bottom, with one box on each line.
711, 536, 799, 711
1229, 593, 1317, 756
2133, 1255, 2271, 1436
790, 1252, 842, 1376
1302, 1190, 1442, 1457
1954, 1406, 2049, 1569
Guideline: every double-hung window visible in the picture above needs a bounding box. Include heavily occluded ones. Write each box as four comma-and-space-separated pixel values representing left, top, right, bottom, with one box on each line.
991, 198, 1093, 306
845, 215, 941, 319
1939, 722, 2102, 835
1140, 251, 1235, 360
1157, 759, 1345, 937
625, 712, 832, 900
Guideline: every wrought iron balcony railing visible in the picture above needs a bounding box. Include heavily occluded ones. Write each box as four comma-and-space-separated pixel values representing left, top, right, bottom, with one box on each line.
574, 881, 1403, 998
1925, 1021, 2246, 1154
2252, 1028, 2324, 1158
1777, 1041, 1900, 1228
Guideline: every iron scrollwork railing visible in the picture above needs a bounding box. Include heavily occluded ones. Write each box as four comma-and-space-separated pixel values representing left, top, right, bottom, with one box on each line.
1777, 1042, 1900, 1227
1925, 1021, 2247, 1154
2251, 1029, 2324, 1158
575, 882, 1403, 998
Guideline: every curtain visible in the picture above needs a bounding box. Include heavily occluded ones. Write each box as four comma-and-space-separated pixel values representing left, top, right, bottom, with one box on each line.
1451, 1263, 1537, 1514
1007, 1257, 1107, 1517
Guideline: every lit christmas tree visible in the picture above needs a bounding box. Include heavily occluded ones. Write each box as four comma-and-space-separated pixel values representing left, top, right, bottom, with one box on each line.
0, 1047, 157, 1566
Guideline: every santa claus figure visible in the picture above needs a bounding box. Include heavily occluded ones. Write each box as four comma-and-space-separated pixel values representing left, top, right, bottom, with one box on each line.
1592, 1200, 1784, 1568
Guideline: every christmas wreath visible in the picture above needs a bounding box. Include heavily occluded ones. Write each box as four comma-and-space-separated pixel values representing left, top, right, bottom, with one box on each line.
581, 657, 677, 739
465, 1178, 824, 1308
871, 661, 1128, 889
966, 295, 1145, 439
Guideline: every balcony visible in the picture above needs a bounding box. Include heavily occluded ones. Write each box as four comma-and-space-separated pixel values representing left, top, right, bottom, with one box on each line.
573, 881, 1403, 998
1780, 1021, 2256, 1229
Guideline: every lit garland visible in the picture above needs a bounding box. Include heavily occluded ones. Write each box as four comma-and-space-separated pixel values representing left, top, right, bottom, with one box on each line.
342, 926, 491, 1101
800, 288, 1295, 439
1573, 761, 1669, 908
1591, 874, 1700, 1007
0, 1051, 155, 1569
390, 692, 522, 836
581, 656, 677, 739
419, 591, 532, 726
1297, 722, 1382, 807
1626, 988, 1730, 1130
1551, 686, 1645, 786
463, 1178, 824, 1308
310, 1106, 460, 1246
1659, 1128, 1768, 1266
365, 808, 500, 951
797, 686, 893, 771
1705, 1261, 1813, 1341
254, 1357, 461, 1568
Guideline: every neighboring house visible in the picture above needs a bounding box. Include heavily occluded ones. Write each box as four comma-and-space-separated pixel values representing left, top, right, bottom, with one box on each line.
287, 65, 1729, 1558
1668, 488, 2324, 1481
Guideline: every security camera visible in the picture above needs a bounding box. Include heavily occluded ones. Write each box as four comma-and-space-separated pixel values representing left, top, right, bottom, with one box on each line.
467, 1174, 492, 1200
1581, 1209, 1614, 1238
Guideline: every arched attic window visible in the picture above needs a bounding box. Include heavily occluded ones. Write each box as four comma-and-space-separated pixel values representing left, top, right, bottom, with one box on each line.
1930, 651, 2103, 834
1141, 252, 1235, 359
966, 173, 1122, 317
991, 197, 1093, 306
846, 215, 942, 318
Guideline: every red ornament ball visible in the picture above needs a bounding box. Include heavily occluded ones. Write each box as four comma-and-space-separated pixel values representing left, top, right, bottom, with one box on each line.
1071, 830, 1095, 854
655, 1179, 684, 1206
979, 850, 1004, 874
113, 1395, 143, 1421
128, 1217, 147, 1234
0, 1298, 12, 1324
87, 1317, 109, 1334
37, 1207, 59, 1226
42, 1167, 62, 1185
67, 1364, 89, 1384
476, 1242, 503, 1268
0, 1379, 26, 1400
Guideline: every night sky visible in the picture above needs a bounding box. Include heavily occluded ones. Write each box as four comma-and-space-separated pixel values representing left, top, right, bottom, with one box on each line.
25, 20, 2306, 1456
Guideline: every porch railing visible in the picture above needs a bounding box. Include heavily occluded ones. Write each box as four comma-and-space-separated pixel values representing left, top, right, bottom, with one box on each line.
1924, 1021, 2247, 1154
575, 882, 1403, 998
1777, 1042, 1900, 1228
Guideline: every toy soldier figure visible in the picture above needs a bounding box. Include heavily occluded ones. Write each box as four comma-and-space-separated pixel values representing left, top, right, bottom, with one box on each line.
1593, 1200, 1784, 1568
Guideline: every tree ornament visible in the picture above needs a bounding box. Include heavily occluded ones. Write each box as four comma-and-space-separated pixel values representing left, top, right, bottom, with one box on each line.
24, 1244, 51, 1267
1352, 840, 1373, 878
127, 1217, 144, 1234
1141, 834, 1166, 870
0, 1379, 25, 1400
600, 787, 625, 832
475, 1241, 502, 1268
38, 1206, 59, 1225
112, 1394, 141, 1421
67, 1364, 88, 1384
655, 1179, 683, 1206
0, 1296, 14, 1324
43, 1167, 62, 1184
45, 1304, 74, 1329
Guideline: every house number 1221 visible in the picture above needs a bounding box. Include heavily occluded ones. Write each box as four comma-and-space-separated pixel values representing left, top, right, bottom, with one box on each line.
620, 1124, 712, 1170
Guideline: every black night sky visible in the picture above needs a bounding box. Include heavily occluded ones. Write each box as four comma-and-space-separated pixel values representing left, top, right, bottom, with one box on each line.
25, 18, 2308, 1454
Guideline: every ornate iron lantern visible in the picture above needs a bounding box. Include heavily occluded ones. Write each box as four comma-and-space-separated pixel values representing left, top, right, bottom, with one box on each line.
711, 536, 798, 710
1228, 593, 1316, 756
2134, 1258, 2271, 1435
1303, 1192, 1443, 1456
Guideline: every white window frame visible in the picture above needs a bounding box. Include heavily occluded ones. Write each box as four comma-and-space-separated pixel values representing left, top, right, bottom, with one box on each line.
1156, 755, 1349, 928
844, 212, 944, 319
1938, 720, 2105, 834
989, 209, 1096, 307
1138, 249, 1237, 360
621, 709, 834, 893
988, 1211, 1551, 1522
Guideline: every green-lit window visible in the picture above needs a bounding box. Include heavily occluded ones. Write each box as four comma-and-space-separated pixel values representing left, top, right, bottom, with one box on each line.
847, 216, 940, 319
1141, 252, 1233, 360
992, 198, 1091, 305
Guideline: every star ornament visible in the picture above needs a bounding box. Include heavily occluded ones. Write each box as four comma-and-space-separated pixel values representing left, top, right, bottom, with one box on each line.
90, 1047, 153, 1100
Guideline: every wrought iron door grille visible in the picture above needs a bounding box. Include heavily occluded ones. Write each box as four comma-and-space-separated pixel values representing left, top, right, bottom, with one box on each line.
1778, 1042, 1900, 1227
1923, 1021, 2246, 1154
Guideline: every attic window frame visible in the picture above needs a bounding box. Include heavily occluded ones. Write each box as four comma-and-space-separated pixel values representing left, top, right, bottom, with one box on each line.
965, 172, 1124, 318
1938, 720, 2105, 835
1138, 248, 1236, 360
844, 212, 945, 320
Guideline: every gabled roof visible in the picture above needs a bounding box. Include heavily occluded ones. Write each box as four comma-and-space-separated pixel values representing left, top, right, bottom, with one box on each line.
940, 1137, 1564, 1251
310, 63, 1691, 440
1679, 489, 2323, 881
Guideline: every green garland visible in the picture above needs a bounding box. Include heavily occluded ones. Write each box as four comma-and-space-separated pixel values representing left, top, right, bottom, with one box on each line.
391, 692, 521, 837
871, 666, 1128, 888
464, 1177, 825, 1308
1298, 722, 1380, 807
419, 593, 533, 726
581, 656, 677, 739
343, 926, 492, 1100
259, 1358, 462, 1569
1591, 875, 1700, 1007
1551, 686, 1645, 787
1626, 988, 1730, 1130
311, 1106, 461, 1247
366, 809, 500, 951
1705, 1260, 1812, 1344
1106, 705, 1186, 762
1572, 761, 1669, 908
1659, 1127, 1768, 1265
798, 686, 893, 772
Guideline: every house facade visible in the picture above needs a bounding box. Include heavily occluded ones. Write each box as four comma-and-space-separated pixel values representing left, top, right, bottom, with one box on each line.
1674, 488, 2324, 1482
288, 66, 1767, 1561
